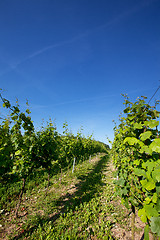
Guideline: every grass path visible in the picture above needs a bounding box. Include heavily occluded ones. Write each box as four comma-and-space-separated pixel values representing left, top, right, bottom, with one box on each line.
1, 154, 145, 239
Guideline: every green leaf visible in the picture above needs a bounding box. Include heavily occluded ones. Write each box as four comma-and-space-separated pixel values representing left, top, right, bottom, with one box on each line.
140, 145, 152, 155
156, 198, 160, 212
134, 159, 140, 165
150, 217, 160, 236
144, 181, 156, 191
141, 178, 156, 191
144, 197, 151, 205
152, 193, 157, 204
122, 187, 128, 195
124, 137, 139, 145
134, 123, 144, 129
152, 168, 160, 182
141, 179, 148, 188
147, 162, 156, 173
138, 208, 147, 223
142, 161, 155, 173
145, 120, 159, 129
156, 184, 160, 194
144, 204, 159, 219
15, 150, 21, 156
150, 139, 160, 153
140, 131, 152, 141
134, 168, 146, 177
117, 178, 125, 187
156, 174, 160, 182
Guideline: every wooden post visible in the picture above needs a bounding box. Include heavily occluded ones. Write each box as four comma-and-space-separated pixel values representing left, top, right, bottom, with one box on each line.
15, 178, 26, 218
72, 157, 76, 173
131, 205, 135, 240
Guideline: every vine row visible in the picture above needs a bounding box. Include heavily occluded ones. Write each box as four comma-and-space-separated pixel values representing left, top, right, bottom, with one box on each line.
111, 95, 160, 238
0, 91, 108, 217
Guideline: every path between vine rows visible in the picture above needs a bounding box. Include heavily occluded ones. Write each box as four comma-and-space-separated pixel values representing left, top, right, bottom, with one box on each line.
1, 153, 147, 240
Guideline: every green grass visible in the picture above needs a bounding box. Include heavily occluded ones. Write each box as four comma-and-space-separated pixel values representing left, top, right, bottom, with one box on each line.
27, 155, 114, 240
0, 154, 143, 239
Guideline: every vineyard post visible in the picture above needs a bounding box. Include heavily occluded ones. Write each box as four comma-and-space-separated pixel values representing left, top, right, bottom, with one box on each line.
45, 167, 51, 196
131, 205, 135, 240
15, 178, 26, 218
72, 157, 76, 173
60, 168, 63, 184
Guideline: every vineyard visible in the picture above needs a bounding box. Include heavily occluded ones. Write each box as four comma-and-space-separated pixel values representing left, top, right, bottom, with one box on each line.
111, 95, 160, 239
0, 92, 160, 239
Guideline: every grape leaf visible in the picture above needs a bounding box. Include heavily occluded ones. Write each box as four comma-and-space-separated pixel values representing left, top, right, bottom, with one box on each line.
142, 161, 155, 173
144, 181, 156, 191
124, 137, 139, 145
140, 145, 152, 155
144, 204, 159, 218
156, 198, 160, 212
152, 168, 160, 182
134, 123, 143, 129
150, 139, 160, 153
140, 131, 152, 141
150, 217, 160, 236
134, 168, 146, 177
138, 208, 147, 223
145, 120, 159, 129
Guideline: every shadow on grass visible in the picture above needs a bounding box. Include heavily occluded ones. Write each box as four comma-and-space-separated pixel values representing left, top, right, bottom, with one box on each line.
12, 154, 109, 239
57, 154, 109, 209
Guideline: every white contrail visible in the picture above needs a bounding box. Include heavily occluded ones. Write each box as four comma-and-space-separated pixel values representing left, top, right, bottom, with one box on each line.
22, 34, 87, 62
51, 87, 155, 107
0, 33, 88, 77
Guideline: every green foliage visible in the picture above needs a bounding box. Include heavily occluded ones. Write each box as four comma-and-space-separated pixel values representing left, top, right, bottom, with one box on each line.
1, 153, 120, 240
150, 217, 160, 236
0, 118, 13, 177
111, 95, 160, 237
36, 120, 60, 172
0, 90, 108, 216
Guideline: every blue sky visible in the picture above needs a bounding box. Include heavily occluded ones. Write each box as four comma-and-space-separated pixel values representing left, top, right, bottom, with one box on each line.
0, 0, 160, 145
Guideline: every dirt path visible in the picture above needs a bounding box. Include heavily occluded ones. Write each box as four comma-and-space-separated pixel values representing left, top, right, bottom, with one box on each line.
1, 154, 152, 240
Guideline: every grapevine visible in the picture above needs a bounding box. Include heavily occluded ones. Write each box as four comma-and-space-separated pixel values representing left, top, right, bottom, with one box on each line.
111, 95, 160, 238
0, 90, 108, 217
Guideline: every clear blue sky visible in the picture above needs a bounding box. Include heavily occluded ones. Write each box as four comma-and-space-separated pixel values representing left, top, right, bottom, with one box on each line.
0, 0, 160, 144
